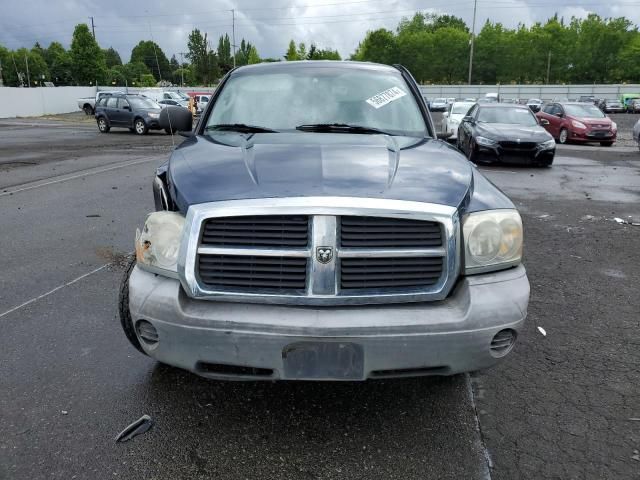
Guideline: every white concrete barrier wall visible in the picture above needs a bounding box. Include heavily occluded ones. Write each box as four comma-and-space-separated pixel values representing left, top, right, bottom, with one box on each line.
0, 87, 96, 118
419, 84, 640, 100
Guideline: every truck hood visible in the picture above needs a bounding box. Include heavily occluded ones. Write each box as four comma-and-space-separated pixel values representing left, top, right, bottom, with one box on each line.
169, 132, 474, 212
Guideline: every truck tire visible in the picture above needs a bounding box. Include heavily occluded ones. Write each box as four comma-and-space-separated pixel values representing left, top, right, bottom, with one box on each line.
83, 104, 94, 115
134, 118, 148, 135
118, 257, 147, 355
97, 117, 110, 133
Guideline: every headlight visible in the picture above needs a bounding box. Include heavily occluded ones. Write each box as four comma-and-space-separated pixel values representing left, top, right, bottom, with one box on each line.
611, 122, 617, 131
540, 139, 556, 149
571, 120, 586, 129
148, 112, 160, 119
475, 136, 497, 147
135, 212, 185, 276
463, 210, 523, 274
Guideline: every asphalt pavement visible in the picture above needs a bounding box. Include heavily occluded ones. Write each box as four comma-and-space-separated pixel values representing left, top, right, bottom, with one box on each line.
0, 116, 638, 480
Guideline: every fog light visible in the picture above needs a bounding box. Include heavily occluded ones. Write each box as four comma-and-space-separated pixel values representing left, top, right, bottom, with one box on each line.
136, 320, 159, 346
490, 329, 517, 358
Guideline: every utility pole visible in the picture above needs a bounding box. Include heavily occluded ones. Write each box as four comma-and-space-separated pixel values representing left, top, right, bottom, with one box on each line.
178, 52, 188, 87
467, 0, 477, 85
89, 16, 96, 39
11, 54, 21, 86
546, 51, 551, 84
231, 9, 236, 68
24, 53, 31, 87
0, 58, 3, 87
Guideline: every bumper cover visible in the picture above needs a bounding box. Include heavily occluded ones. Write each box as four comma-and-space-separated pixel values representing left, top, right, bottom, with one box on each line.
128, 265, 529, 380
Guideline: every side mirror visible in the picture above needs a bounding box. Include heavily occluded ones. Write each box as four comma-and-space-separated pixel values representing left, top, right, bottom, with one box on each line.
443, 112, 449, 118
462, 115, 474, 123
539, 118, 550, 126
159, 106, 193, 133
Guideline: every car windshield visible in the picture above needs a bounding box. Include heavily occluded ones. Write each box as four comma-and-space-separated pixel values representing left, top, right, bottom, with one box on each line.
564, 104, 606, 118
166, 92, 183, 100
176, 92, 190, 100
128, 97, 159, 109
477, 107, 538, 126
207, 67, 427, 137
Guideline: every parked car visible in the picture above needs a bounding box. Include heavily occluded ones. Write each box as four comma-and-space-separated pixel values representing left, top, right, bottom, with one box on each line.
77, 90, 123, 115
429, 98, 448, 111
457, 103, 555, 166
463, 97, 477, 102
620, 93, 640, 112
536, 102, 617, 146
94, 94, 166, 135
194, 94, 210, 114
627, 99, 640, 113
119, 61, 529, 381
526, 98, 543, 113
633, 118, 640, 150
578, 95, 596, 104
484, 92, 500, 103
601, 99, 625, 114
441, 101, 476, 140
140, 89, 190, 108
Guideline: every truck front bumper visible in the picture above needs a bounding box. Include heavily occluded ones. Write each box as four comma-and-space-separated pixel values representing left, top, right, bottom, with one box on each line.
128, 265, 529, 381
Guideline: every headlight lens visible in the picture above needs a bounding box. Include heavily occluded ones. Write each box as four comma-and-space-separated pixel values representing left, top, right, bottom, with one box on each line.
463, 210, 523, 274
571, 120, 587, 129
611, 122, 617, 131
475, 136, 497, 147
148, 112, 160, 118
540, 139, 556, 149
135, 212, 185, 275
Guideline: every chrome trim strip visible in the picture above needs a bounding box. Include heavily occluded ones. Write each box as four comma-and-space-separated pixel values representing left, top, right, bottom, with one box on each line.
197, 247, 310, 257
339, 247, 446, 258
178, 197, 459, 305
308, 215, 337, 295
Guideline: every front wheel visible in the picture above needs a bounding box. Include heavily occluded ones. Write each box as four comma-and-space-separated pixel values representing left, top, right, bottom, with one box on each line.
558, 128, 569, 144
118, 258, 147, 355
97, 117, 110, 133
134, 118, 148, 135
600, 141, 613, 147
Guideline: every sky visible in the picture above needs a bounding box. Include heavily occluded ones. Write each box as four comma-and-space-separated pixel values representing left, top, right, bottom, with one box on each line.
1, 0, 640, 62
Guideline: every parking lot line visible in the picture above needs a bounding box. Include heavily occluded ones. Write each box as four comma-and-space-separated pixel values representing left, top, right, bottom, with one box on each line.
0, 155, 159, 197
0, 264, 109, 319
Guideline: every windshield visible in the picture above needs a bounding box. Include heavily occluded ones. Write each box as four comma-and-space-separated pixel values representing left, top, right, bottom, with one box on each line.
451, 104, 473, 114
477, 107, 538, 126
176, 92, 190, 100
166, 92, 183, 100
564, 104, 605, 118
128, 97, 159, 109
207, 68, 427, 137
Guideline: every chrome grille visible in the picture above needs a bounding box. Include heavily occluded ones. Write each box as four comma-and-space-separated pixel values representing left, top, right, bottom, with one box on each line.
340, 216, 442, 248
201, 215, 309, 247
182, 198, 459, 305
340, 257, 443, 290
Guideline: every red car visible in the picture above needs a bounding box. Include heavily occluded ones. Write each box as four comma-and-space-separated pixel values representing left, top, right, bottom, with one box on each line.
536, 102, 617, 146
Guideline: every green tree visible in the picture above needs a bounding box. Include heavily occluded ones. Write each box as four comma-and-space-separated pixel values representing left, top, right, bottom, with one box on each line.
307, 44, 341, 60
130, 40, 171, 81
103, 47, 122, 68
217, 34, 233, 73
139, 73, 157, 87
285, 40, 300, 60
247, 46, 261, 64
351, 29, 397, 64
14, 47, 49, 86
187, 29, 219, 85
70, 23, 106, 85
297, 42, 307, 60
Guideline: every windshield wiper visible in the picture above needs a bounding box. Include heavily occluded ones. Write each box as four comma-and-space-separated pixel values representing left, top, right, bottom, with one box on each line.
205, 123, 278, 133
295, 123, 394, 135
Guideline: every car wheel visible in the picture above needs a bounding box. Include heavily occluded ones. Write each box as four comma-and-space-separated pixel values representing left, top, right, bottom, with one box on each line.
97, 117, 110, 133
118, 257, 147, 355
134, 118, 148, 135
558, 128, 569, 144
600, 141, 613, 147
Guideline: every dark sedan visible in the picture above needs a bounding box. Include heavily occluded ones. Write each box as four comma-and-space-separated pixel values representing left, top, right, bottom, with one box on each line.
601, 99, 625, 114
95, 94, 165, 135
457, 104, 555, 167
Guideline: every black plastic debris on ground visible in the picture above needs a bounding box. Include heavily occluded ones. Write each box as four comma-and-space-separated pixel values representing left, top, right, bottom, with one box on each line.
114, 414, 154, 443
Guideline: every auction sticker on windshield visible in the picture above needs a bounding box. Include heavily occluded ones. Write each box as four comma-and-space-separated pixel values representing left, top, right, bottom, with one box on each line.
366, 87, 407, 109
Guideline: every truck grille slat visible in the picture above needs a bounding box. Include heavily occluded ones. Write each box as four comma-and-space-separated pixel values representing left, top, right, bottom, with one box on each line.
201, 215, 309, 247
198, 254, 307, 291
340, 257, 443, 290
340, 216, 442, 248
